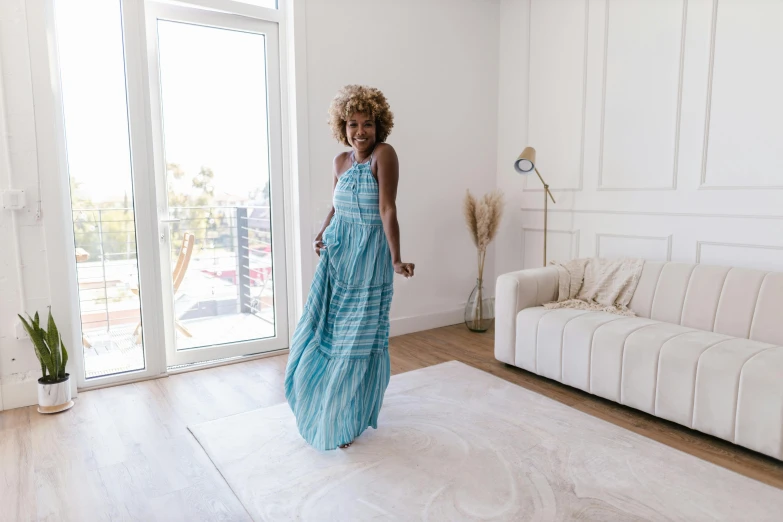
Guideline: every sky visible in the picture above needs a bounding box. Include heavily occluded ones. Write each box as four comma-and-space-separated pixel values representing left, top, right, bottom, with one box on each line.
55, 0, 272, 205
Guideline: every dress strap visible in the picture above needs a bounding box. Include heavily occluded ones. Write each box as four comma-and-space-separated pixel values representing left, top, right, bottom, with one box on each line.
350, 148, 374, 166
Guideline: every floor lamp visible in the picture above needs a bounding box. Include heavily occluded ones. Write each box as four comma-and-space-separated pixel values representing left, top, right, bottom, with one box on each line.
514, 146, 555, 267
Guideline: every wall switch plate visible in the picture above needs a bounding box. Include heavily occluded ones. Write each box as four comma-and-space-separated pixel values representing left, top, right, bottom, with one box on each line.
2, 189, 26, 210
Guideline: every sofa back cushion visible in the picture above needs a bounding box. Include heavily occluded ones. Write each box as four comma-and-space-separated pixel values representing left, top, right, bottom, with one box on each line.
628, 262, 783, 344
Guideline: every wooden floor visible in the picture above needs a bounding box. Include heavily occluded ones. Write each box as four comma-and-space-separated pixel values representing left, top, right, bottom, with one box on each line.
1, 324, 781, 521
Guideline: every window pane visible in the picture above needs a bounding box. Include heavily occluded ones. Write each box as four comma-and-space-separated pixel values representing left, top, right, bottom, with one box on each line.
55, 0, 146, 379
156, 20, 276, 350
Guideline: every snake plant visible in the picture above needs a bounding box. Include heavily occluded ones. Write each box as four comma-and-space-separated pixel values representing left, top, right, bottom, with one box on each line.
18, 309, 69, 383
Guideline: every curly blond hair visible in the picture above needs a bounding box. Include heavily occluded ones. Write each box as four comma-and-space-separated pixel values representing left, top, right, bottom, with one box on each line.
328, 85, 394, 146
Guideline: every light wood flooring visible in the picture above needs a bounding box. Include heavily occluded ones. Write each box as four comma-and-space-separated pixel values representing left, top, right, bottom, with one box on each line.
1, 325, 781, 521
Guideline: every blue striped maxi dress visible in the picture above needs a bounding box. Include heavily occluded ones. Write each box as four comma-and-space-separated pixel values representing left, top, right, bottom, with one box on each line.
284, 151, 393, 450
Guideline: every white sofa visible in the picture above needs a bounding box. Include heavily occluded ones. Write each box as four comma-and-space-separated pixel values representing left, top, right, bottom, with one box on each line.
495, 261, 783, 460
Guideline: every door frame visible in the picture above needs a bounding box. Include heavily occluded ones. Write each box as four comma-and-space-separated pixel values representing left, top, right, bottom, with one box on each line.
25, 0, 310, 392
144, 1, 289, 366
27, 0, 168, 391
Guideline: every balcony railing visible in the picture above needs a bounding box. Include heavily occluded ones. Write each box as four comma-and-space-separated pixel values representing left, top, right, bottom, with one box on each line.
73, 205, 274, 376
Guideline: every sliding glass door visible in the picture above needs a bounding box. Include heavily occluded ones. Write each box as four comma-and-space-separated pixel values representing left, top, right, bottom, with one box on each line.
53, 0, 288, 387
55, 0, 159, 384
146, 3, 288, 366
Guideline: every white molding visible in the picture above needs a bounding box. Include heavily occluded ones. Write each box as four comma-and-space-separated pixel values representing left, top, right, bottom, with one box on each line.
525, 186, 584, 193
0, 379, 37, 411
285, 0, 312, 327
279, 0, 300, 341
520, 207, 783, 220
596, 0, 610, 188
699, 0, 718, 187
696, 240, 783, 263
595, 233, 673, 261
2, 370, 79, 411
523, 227, 579, 235
524, 0, 588, 193
25, 0, 86, 394
698, 0, 783, 190
2, 372, 77, 410
577, 0, 589, 193
597, 0, 687, 191
672, 0, 688, 190
522, 227, 581, 263
699, 184, 783, 190
389, 308, 464, 338
596, 186, 681, 192
0, 0, 13, 412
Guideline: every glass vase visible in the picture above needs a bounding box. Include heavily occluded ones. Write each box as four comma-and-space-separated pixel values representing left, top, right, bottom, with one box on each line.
465, 278, 494, 332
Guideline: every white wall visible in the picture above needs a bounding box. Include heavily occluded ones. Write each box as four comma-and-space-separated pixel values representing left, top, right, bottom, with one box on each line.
304, 0, 501, 334
0, 0, 54, 409
5, 0, 782, 411
0, 0, 501, 409
5, 0, 781, 410
496, 0, 783, 275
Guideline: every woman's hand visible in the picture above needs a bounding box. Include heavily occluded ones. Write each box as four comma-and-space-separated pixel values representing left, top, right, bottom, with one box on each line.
313, 239, 326, 257
394, 261, 415, 278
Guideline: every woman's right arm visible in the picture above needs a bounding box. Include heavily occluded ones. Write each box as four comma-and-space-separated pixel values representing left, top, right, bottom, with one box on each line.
313, 154, 342, 256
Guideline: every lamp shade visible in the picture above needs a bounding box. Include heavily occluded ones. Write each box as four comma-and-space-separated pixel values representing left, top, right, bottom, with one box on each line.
514, 146, 536, 174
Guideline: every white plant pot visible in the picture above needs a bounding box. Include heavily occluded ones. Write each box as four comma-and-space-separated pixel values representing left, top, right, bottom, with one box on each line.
37, 374, 74, 414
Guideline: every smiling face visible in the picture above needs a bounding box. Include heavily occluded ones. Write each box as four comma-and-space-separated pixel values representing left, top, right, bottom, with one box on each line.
345, 112, 376, 155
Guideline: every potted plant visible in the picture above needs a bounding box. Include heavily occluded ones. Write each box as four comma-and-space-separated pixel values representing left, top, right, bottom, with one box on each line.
18, 309, 73, 414
463, 189, 505, 332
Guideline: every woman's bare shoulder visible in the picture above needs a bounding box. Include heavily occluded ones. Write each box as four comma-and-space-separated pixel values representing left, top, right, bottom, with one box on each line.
333, 151, 352, 177
372, 144, 398, 183
374, 143, 396, 158
373, 144, 398, 170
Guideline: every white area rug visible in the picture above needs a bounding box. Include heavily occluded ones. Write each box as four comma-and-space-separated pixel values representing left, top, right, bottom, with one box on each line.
189, 361, 783, 521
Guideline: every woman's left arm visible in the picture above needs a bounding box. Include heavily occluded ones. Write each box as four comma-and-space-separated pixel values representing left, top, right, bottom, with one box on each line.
376, 144, 415, 278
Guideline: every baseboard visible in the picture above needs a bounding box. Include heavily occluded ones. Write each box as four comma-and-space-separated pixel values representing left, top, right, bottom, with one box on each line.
0, 310, 462, 410
1, 372, 78, 411
1, 379, 38, 410
390, 307, 464, 337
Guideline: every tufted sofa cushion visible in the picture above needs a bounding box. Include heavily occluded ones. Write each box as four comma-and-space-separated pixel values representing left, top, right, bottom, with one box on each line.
496, 261, 783, 460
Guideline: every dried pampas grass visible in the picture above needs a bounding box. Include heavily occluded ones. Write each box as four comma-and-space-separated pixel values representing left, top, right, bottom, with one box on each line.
463, 189, 505, 282
463, 189, 505, 331
464, 192, 478, 248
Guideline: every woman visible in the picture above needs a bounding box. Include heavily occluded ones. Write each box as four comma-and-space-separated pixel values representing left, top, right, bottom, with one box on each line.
284, 85, 415, 450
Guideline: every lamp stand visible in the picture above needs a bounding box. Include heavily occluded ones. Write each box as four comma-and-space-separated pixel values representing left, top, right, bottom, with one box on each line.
534, 168, 556, 267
